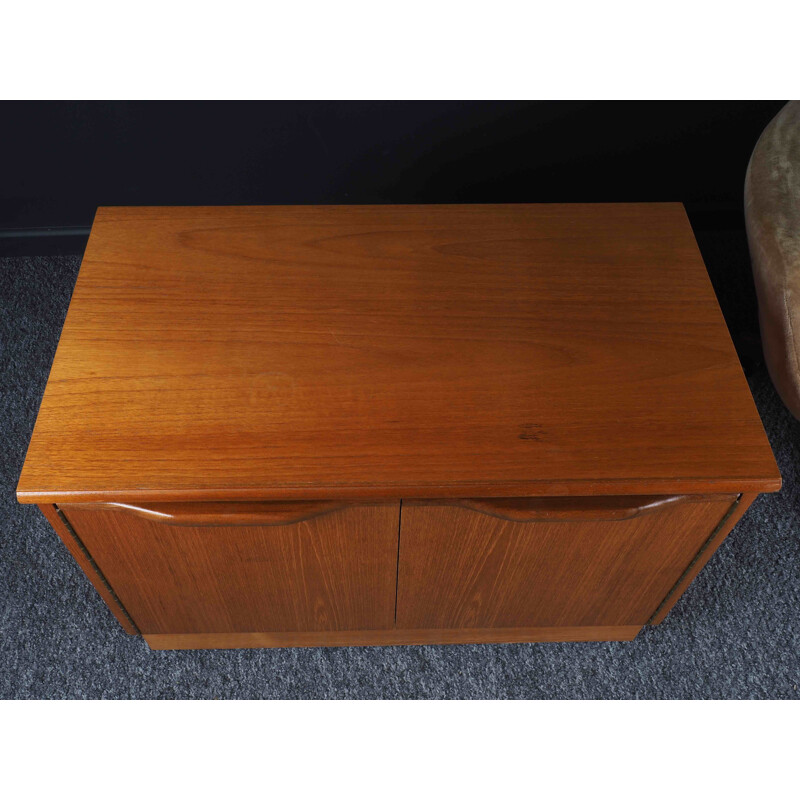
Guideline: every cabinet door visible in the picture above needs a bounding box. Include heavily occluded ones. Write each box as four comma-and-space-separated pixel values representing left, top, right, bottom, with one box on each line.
61, 502, 400, 634
396, 495, 737, 630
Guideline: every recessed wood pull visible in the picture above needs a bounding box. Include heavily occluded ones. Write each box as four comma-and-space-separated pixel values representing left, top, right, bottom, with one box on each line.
83, 501, 348, 527
422, 495, 693, 522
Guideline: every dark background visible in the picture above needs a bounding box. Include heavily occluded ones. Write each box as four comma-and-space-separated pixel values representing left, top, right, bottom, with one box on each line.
0, 101, 786, 255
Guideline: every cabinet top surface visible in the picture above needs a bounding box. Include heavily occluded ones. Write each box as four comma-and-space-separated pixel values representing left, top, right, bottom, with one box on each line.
18, 203, 780, 503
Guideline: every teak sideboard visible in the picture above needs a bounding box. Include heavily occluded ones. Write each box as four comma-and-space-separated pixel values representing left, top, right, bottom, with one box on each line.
17, 204, 781, 649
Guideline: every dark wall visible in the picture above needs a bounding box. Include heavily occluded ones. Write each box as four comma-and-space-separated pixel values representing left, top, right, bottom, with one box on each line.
0, 101, 785, 253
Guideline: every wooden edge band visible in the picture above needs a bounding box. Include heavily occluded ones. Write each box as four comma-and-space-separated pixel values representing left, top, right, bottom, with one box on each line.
69, 500, 350, 527
404, 494, 703, 522
144, 625, 642, 649
64, 494, 725, 525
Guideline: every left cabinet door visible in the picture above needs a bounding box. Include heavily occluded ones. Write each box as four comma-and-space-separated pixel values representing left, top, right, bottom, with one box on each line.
59, 502, 400, 635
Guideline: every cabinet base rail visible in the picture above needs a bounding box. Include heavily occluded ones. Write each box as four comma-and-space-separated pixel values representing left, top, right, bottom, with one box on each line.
144, 625, 641, 650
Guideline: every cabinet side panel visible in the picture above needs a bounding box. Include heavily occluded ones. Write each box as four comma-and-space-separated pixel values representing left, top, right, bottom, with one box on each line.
38, 504, 139, 634
60, 504, 400, 635
397, 497, 737, 629
648, 493, 756, 624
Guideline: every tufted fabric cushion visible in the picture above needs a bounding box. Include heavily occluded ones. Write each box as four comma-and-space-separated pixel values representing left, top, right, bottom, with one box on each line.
745, 101, 800, 420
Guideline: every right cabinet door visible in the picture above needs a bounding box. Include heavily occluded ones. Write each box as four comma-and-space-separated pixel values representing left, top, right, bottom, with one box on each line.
396, 495, 737, 630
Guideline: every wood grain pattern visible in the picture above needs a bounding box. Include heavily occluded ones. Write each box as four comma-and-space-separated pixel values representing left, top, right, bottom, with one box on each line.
396, 496, 737, 630
60, 503, 400, 634
648, 492, 757, 624
17, 203, 779, 505
144, 625, 641, 650
37, 504, 138, 634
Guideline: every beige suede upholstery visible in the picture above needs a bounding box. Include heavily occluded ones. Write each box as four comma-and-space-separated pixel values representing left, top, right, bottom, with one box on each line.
745, 100, 800, 420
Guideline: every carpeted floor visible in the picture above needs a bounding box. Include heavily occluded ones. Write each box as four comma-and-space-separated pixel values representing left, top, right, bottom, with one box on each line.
2, 232, 798, 699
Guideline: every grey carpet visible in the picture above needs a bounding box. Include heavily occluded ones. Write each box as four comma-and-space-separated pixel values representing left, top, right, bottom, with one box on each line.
2, 234, 799, 699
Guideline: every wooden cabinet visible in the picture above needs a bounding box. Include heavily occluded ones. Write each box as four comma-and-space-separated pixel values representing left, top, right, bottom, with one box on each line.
41, 491, 752, 648
396, 496, 737, 630
59, 503, 400, 635
18, 204, 781, 649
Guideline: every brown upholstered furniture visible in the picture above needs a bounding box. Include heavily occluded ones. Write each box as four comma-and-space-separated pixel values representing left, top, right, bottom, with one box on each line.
745, 100, 800, 420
